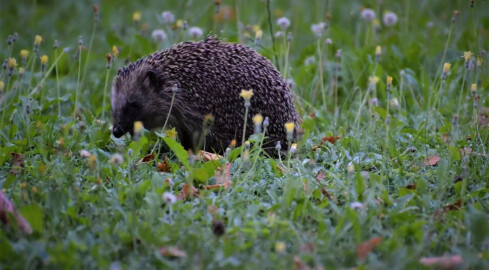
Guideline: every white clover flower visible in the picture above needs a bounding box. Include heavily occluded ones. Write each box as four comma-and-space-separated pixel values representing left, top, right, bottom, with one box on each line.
189, 27, 203, 39
162, 192, 177, 205
361, 9, 376, 22
350, 202, 365, 210
274, 31, 284, 38
79, 150, 91, 158
304, 56, 315, 66
151, 29, 167, 43
276, 17, 290, 30
369, 97, 379, 106
109, 153, 124, 166
383, 11, 398, 26
311, 22, 326, 38
161, 11, 175, 24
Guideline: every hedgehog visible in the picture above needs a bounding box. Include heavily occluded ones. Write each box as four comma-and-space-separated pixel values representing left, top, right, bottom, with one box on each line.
111, 37, 298, 155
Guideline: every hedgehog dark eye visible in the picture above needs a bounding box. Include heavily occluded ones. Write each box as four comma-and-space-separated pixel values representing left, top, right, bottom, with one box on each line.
130, 101, 140, 108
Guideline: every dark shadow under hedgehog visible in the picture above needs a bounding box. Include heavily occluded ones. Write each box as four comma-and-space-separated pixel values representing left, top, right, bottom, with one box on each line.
111, 37, 299, 155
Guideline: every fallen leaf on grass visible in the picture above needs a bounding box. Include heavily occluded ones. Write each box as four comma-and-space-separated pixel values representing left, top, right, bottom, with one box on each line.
321, 135, 342, 144
10, 153, 25, 175
159, 246, 187, 258
434, 199, 463, 218
0, 191, 32, 234
196, 150, 222, 161
406, 183, 416, 190
422, 155, 440, 166
135, 154, 155, 166
356, 237, 382, 260
177, 183, 198, 200
419, 255, 463, 269
157, 156, 172, 172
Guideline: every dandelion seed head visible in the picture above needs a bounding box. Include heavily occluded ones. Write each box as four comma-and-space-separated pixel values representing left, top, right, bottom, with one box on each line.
161, 11, 175, 24
361, 8, 376, 22
162, 192, 177, 205
110, 153, 124, 166
311, 22, 326, 38
276, 17, 291, 30
383, 11, 398, 26
79, 149, 91, 158
151, 29, 167, 43
350, 201, 364, 210
189, 27, 203, 39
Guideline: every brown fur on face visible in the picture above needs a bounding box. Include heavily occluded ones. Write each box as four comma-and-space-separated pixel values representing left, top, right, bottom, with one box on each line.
110, 37, 299, 155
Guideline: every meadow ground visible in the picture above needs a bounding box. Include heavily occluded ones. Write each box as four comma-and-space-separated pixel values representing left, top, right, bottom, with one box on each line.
0, 0, 488, 269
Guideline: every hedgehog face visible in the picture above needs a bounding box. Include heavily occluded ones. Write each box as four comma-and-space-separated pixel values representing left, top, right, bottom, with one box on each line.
111, 68, 166, 138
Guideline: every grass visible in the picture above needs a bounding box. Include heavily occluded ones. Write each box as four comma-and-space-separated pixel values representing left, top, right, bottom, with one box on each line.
1, 0, 488, 269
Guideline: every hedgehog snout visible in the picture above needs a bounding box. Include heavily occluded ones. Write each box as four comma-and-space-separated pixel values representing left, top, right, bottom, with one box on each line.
113, 125, 125, 138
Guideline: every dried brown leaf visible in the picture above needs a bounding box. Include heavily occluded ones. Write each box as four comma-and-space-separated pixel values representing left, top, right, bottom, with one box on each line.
136, 154, 155, 166
177, 183, 198, 200
356, 237, 382, 260
157, 156, 172, 172
10, 153, 25, 175
196, 150, 222, 161
159, 246, 187, 258
422, 155, 440, 166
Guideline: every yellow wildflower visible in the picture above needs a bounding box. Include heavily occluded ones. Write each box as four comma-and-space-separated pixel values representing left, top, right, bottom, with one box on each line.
443, 62, 451, 73
34, 35, 43, 46
369, 76, 379, 85
165, 128, 178, 139
19, 68, 25, 75
375, 45, 382, 56
40, 55, 48, 65
112, 46, 119, 58
255, 29, 263, 40
284, 122, 295, 134
134, 121, 143, 133
252, 114, 263, 126
8, 58, 17, 68
240, 89, 254, 100
20, 49, 30, 59
0, 81, 4, 91
386, 76, 393, 85
133, 11, 141, 23
275, 241, 286, 253
471, 83, 477, 93
176, 19, 184, 29
477, 57, 482, 67
463, 51, 472, 62
373, 19, 380, 27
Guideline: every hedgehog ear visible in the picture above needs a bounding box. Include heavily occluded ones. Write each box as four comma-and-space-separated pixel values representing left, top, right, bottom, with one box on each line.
144, 70, 160, 91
